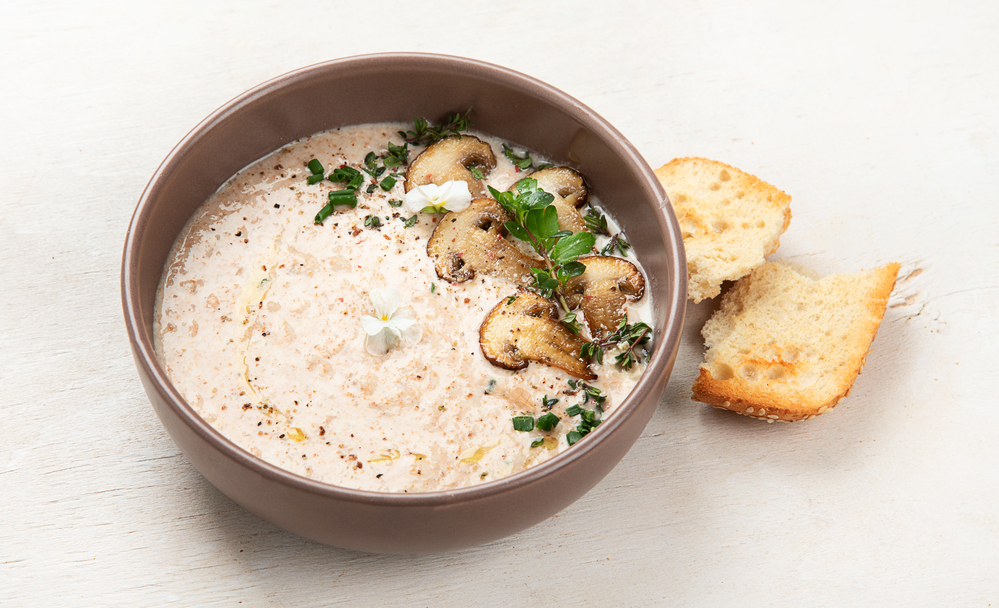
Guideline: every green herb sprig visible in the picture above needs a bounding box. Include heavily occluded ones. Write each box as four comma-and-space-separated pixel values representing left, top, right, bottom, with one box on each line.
502, 143, 534, 171
563, 381, 606, 445
567, 379, 607, 407
581, 315, 652, 369
488, 179, 595, 326
400, 109, 472, 146
585, 209, 632, 256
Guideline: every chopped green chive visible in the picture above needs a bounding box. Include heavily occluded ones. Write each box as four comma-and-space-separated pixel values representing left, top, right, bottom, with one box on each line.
314, 203, 334, 225
380, 175, 397, 191
328, 166, 364, 190
530, 438, 545, 448
388, 199, 403, 208
365, 184, 378, 194
469, 166, 486, 180
402, 215, 419, 228
306, 173, 325, 185
512, 416, 534, 432
364, 215, 381, 228
328, 189, 357, 207
565, 404, 582, 417
566, 430, 583, 446
536, 412, 559, 432
430, 283, 436, 293
307, 159, 324, 175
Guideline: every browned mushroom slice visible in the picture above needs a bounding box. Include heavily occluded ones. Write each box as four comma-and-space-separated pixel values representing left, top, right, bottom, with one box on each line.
479, 292, 595, 380
513, 166, 589, 233
405, 135, 497, 197
564, 256, 646, 332
426, 197, 542, 284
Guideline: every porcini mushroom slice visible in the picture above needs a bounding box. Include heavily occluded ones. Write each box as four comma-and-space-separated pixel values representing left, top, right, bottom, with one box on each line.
564, 256, 646, 332
479, 292, 595, 380
514, 166, 589, 233
427, 197, 542, 284
405, 135, 497, 197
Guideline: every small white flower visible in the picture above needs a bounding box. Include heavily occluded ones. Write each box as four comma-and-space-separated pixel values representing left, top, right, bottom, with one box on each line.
360, 287, 423, 356
404, 180, 472, 214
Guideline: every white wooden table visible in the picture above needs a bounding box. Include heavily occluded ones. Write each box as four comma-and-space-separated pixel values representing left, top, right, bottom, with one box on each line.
3, 1, 997, 605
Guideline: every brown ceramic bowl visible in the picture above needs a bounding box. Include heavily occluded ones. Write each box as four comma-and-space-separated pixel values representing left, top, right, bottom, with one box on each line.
122, 53, 686, 554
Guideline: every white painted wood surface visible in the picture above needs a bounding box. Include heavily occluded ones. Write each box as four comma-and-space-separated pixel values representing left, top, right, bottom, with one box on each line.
3, 1, 997, 605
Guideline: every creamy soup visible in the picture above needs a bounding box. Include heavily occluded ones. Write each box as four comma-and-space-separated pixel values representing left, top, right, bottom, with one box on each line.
155, 123, 651, 492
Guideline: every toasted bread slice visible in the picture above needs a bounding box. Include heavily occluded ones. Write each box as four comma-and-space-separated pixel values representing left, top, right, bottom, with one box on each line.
692, 261, 900, 422
655, 158, 791, 302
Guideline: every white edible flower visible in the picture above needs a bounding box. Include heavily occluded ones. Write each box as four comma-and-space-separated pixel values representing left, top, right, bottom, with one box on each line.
360, 287, 423, 356
403, 180, 472, 214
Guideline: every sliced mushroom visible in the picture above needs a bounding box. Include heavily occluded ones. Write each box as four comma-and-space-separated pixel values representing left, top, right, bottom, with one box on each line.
564, 256, 646, 332
479, 292, 595, 380
427, 197, 542, 284
513, 166, 589, 233
405, 135, 497, 197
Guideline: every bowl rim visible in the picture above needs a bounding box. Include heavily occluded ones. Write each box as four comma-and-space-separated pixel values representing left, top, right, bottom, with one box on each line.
122, 52, 686, 508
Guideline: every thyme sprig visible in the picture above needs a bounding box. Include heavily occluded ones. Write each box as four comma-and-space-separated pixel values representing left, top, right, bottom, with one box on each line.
501, 143, 553, 172
585, 209, 632, 256
563, 380, 606, 445
400, 109, 473, 146
580, 315, 652, 369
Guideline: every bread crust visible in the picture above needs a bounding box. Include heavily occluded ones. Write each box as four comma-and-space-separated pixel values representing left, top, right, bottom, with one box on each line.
655, 157, 792, 302
691, 262, 900, 422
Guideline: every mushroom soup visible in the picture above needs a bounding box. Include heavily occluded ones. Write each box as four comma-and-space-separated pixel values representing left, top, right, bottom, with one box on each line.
154, 121, 652, 492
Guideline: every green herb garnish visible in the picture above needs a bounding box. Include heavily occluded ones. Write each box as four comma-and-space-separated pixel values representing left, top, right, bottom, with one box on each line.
584, 209, 632, 256
383, 142, 409, 168
566, 430, 583, 446
536, 412, 559, 432
364, 215, 381, 229
388, 199, 403, 208
512, 416, 535, 432
314, 188, 358, 224
542, 395, 558, 411
330, 166, 364, 190
400, 109, 473, 146
599, 233, 632, 257
469, 166, 486, 180
306, 158, 326, 184
380, 175, 397, 191
489, 178, 595, 326
582, 315, 652, 369
402, 214, 419, 228
502, 143, 534, 171
530, 438, 545, 448
583, 209, 610, 235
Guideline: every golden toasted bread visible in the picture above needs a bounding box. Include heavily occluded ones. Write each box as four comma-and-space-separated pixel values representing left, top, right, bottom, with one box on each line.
655, 157, 791, 302
692, 261, 900, 422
